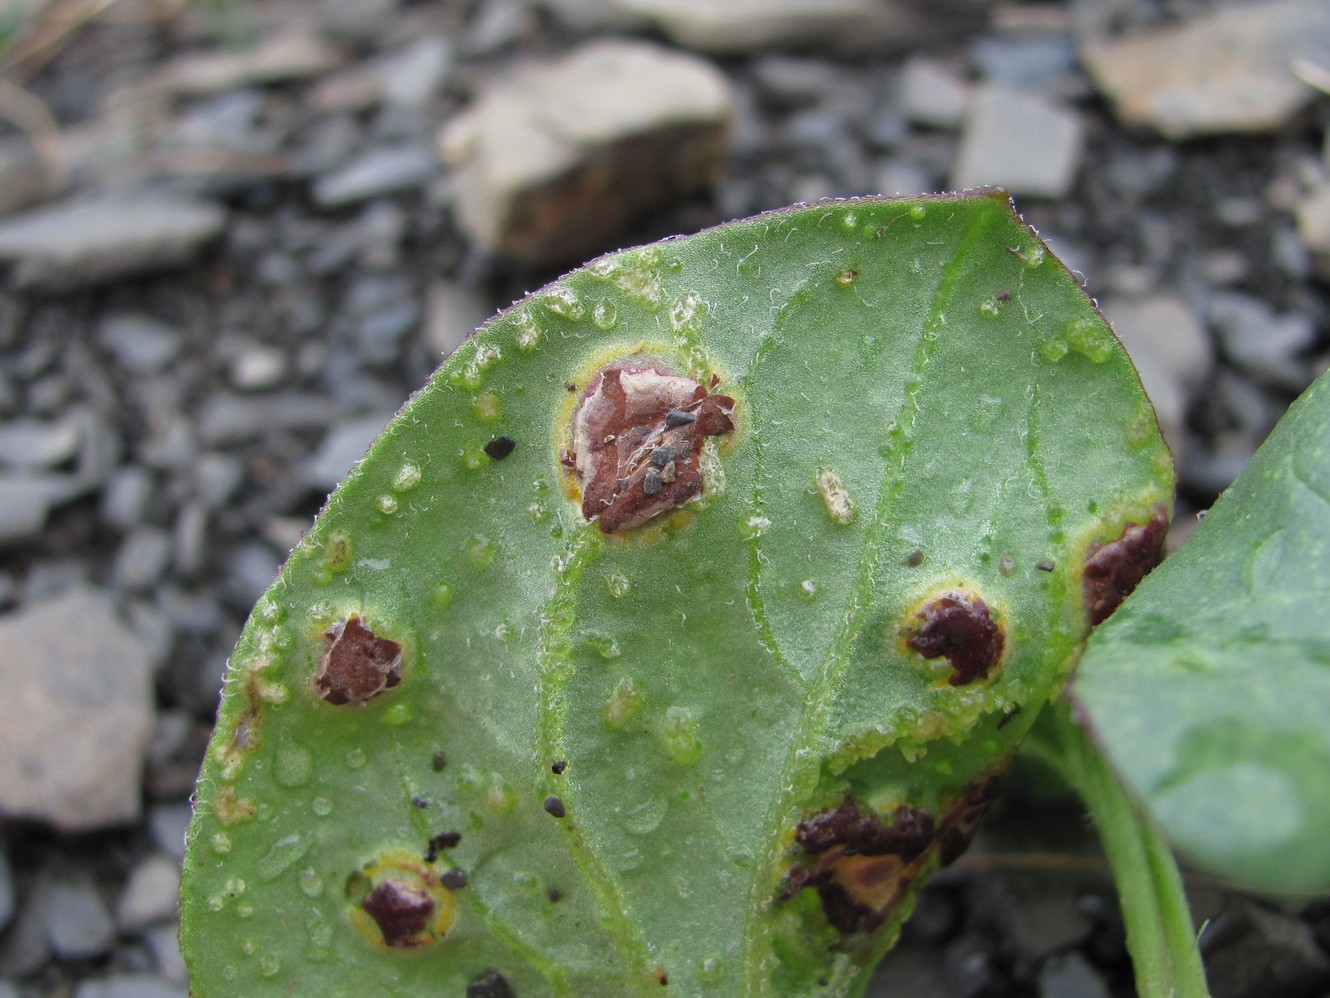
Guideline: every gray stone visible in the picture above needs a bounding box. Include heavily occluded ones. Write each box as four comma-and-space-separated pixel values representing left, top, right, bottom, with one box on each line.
97, 314, 182, 375
1205, 901, 1330, 998
192, 452, 243, 510
47, 879, 116, 959
228, 343, 287, 391
0, 475, 62, 543
0, 587, 155, 830
116, 855, 180, 933
866, 945, 951, 997
1297, 181, 1330, 281
0, 871, 53, 976
440, 40, 731, 264
0, 197, 226, 290
112, 527, 173, 592
1209, 291, 1316, 389
0, 981, 17, 998
0, 843, 12, 932
899, 57, 970, 129
306, 412, 397, 490
197, 392, 342, 445
313, 146, 437, 207
148, 802, 194, 861
0, 417, 83, 469
1082, 0, 1330, 139
101, 466, 153, 529
224, 541, 282, 606
173, 502, 208, 577
145, 923, 188, 985
1039, 952, 1111, 998
381, 37, 452, 107
613, 0, 992, 55
952, 84, 1082, 198
1103, 294, 1213, 458
874, 161, 934, 197
971, 33, 1079, 92
750, 56, 841, 107
463, 0, 533, 55
425, 280, 488, 358
74, 975, 187, 998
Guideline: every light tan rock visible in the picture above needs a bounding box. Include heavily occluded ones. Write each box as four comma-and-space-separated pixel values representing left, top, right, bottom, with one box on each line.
951, 85, 1083, 199
1297, 182, 1330, 281
0, 588, 154, 831
440, 40, 731, 264
150, 30, 344, 97
1082, 0, 1330, 139
612, 0, 991, 55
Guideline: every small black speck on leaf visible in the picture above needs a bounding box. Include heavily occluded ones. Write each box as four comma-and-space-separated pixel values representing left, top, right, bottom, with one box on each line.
906, 549, 924, 567
467, 970, 515, 998
1036, 559, 1056, 572
411, 795, 428, 808
440, 868, 469, 890
484, 436, 516, 461
664, 408, 696, 427
544, 795, 566, 818
551, 760, 567, 775
432, 751, 446, 772
547, 887, 562, 902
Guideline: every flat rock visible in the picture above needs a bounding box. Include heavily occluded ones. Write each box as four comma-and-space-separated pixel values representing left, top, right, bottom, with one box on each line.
313, 145, 437, 207
0, 844, 11, 933
115, 855, 181, 933
96, 314, 183, 375
0, 197, 225, 291
439, 40, 731, 264
74, 975, 187, 998
612, 0, 992, 55
150, 30, 344, 97
1081, 0, 1330, 140
899, 57, 970, 129
305, 412, 397, 491
0, 587, 155, 830
1209, 291, 1315, 389
951, 84, 1083, 199
47, 879, 116, 959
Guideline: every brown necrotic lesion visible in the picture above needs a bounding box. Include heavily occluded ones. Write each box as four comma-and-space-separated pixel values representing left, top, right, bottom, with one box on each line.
565, 358, 734, 533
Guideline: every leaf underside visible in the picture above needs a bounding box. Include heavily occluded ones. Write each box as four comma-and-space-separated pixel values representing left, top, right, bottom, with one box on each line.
1074, 367, 1330, 896
181, 192, 1172, 996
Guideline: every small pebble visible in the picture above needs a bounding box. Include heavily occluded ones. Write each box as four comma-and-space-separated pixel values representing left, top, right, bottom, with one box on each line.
47, 880, 117, 959
115, 855, 181, 933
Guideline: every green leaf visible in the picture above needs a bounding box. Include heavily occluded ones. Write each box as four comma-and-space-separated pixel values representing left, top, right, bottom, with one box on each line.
181, 192, 1171, 995
1073, 368, 1330, 895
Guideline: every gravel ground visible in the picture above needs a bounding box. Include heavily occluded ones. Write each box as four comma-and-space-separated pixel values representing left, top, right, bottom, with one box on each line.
0, 1, 1328, 995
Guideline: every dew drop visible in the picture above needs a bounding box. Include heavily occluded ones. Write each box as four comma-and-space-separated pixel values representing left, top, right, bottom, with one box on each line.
211, 832, 232, 856
377, 495, 399, 516
386, 702, 413, 726
299, 868, 324, 898
998, 553, 1016, 577
274, 742, 314, 788
841, 211, 858, 230
605, 677, 643, 729
799, 579, 817, 600
1127, 411, 1155, 448
1067, 318, 1113, 363
1024, 244, 1046, 267
485, 775, 515, 814
592, 299, 618, 329
979, 297, 1001, 318
605, 573, 630, 598
431, 582, 454, 608
669, 293, 703, 333
259, 955, 281, 977
587, 634, 622, 659
909, 204, 927, 220
237, 904, 254, 919
473, 391, 502, 423
623, 797, 667, 836
543, 287, 586, 321
835, 267, 858, 287
464, 535, 496, 569
1039, 338, 1069, 363
346, 748, 368, 770
662, 706, 703, 766
515, 310, 540, 352
741, 515, 771, 539
527, 501, 548, 523
816, 469, 855, 525
258, 833, 311, 882
312, 797, 333, 817
393, 463, 422, 492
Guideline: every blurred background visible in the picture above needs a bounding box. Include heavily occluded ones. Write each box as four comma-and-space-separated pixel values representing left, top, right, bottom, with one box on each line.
0, 0, 1327, 995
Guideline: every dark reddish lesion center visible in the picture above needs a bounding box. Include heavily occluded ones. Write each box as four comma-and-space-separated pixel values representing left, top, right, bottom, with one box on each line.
903, 591, 1004, 686
1082, 507, 1169, 626
564, 359, 735, 533
313, 615, 402, 705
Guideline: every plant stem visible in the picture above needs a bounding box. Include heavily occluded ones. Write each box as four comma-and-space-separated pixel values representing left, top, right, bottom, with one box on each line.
1029, 702, 1210, 998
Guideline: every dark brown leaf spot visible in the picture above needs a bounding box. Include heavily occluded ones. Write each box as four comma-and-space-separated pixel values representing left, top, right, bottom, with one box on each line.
439, 868, 468, 890
1083, 508, 1169, 625
424, 830, 461, 863
543, 795, 566, 818
314, 615, 402, 705
937, 775, 1002, 867
655, 966, 669, 986
547, 887, 562, 902
904, 591, 1004, 685
432, 751, 447, 772
906, 549, 925, 567
568, 359, 735, 533
467, 970, 514, 998
795, 798, 934, 861
362, 879, 435, 948
551, 759, 567, 775
484, 436, 516, 461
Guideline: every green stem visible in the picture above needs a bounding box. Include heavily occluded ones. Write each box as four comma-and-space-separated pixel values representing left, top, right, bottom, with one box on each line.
1030, 702, 1210, 998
